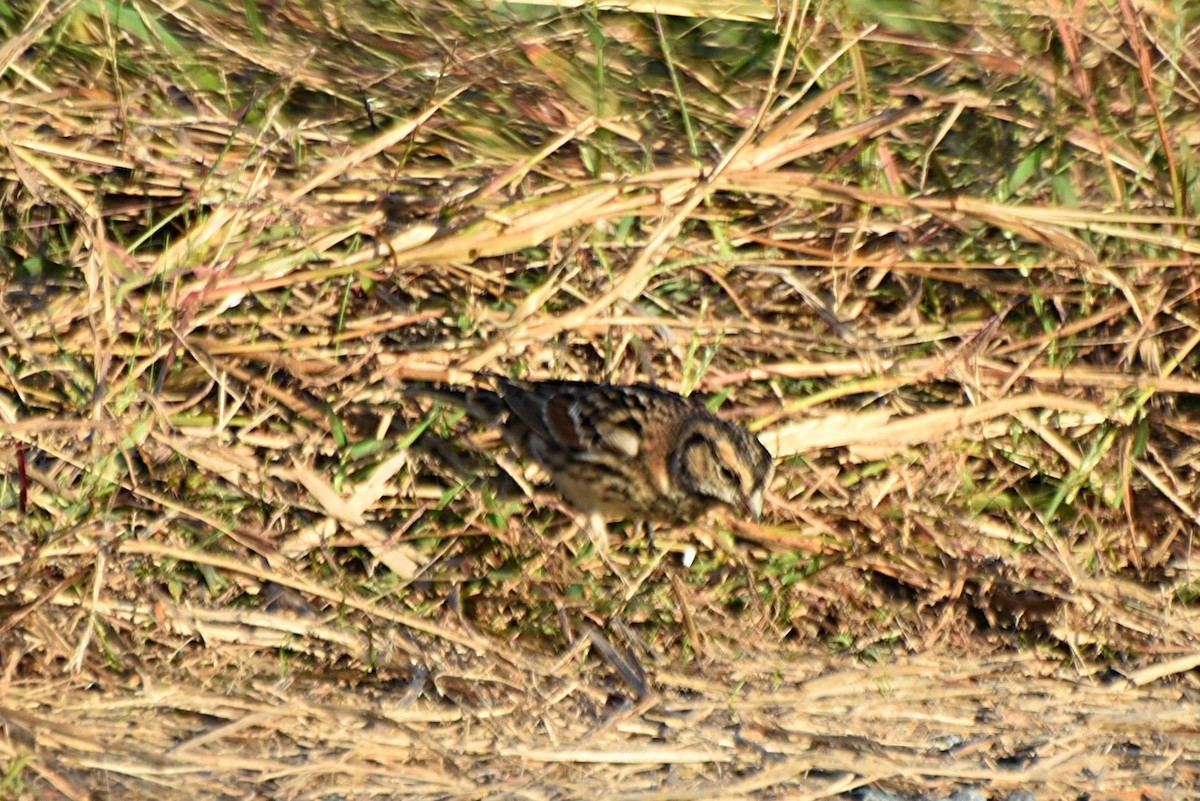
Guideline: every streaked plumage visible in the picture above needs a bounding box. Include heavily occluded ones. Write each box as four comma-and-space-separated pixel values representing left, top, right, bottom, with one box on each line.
408, 374, 773, 548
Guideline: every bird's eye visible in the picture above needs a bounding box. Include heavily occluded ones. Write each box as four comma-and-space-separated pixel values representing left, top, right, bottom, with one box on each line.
719, 465, 739, 487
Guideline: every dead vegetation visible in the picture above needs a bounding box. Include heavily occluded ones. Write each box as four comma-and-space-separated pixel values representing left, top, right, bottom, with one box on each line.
1, 0, 1199, 798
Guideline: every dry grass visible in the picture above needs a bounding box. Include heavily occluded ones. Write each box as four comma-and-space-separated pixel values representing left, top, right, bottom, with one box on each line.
2, 0, 1199, 798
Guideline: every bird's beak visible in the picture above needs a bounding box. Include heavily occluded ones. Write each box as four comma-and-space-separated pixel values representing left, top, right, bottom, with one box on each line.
744, 489, 763, 523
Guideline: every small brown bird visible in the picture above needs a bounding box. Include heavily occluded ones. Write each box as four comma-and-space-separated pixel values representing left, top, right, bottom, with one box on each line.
408, 374, 774, 552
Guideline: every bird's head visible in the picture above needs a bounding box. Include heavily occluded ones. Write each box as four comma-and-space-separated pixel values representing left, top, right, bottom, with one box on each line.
673, 417, 773, 522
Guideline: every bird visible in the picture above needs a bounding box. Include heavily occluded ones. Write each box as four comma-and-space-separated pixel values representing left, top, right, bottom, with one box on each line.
406, 374, 774, 554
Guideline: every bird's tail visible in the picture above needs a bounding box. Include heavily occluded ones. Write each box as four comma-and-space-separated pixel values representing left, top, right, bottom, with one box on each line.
402, 377, 507, 420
